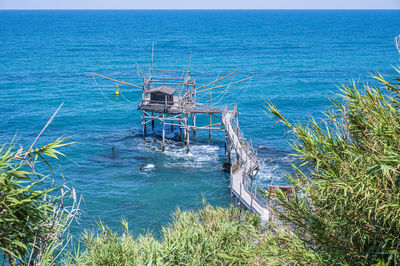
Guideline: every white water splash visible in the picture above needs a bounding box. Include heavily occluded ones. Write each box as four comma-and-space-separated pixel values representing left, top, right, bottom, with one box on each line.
163, 144, 222, 169
143, 163, 155, 170
256, 156, 290, 186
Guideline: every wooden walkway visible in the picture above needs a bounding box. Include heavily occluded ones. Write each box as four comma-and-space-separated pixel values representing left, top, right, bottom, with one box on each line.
222, 110, 273, 225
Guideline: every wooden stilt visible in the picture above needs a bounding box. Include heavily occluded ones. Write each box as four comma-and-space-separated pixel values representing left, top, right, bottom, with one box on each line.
209, 115, 212, 141
184, 117, 187, 144
225, 140, 227, 155
151, 112, 154, 129
171, 121, 174, 132
186, 126, 190, 153
142, 112, 146, 140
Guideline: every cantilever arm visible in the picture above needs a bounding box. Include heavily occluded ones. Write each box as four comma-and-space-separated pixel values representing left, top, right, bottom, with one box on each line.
136, 64, 147, 82
196, 70, 238, 91
90, 72, 143, 89
196, 77, 253, 93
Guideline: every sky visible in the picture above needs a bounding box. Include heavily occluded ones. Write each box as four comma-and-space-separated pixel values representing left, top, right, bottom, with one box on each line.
0, 0, 399, 9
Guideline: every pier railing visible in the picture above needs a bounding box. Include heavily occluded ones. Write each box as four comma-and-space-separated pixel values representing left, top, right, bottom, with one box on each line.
222, 107, 275, 222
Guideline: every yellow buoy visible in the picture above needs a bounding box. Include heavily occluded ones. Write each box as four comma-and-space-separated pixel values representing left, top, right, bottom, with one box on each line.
115, 83, 120, 96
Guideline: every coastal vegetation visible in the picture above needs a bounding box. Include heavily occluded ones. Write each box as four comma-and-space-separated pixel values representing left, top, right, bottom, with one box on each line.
0, 137, 79, 265
266, 69, 400, 264
69, 204, 323, 265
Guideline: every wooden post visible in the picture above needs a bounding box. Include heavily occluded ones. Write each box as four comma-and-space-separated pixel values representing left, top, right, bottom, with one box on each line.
225, 141, 227, 155
171, 121, 174, 132
209, 115, 212, 140
186, 125, 190, 153
184, 117, 187, 144
179, 121, 182, 141
151, 112, 154, 129
142, 112, 146, 140
162, 115, 165, 152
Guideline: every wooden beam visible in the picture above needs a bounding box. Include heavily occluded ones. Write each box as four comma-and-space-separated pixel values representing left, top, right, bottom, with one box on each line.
196, 77, 253, 94
188, 122, 222, 131
196, 70, 238, 90
136, 64, 146, 82
91, 72, 142, 89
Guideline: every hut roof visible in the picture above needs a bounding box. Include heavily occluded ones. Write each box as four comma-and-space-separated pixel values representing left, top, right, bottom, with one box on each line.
148, 86, 176, 95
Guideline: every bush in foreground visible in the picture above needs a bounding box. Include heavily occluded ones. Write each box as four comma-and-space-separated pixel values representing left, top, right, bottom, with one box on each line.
267, 69, 400, 264
72, 204, 326, 265
0, 137, 78, 265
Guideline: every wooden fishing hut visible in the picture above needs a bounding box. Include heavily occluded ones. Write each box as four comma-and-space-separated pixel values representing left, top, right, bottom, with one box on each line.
91, 54, 252, 153
138, 62, 229, 153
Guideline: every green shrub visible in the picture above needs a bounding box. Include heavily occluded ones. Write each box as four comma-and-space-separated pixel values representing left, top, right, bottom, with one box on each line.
0, 137, 78, 265
266, 69, 400, 264
73, 204, 325, 265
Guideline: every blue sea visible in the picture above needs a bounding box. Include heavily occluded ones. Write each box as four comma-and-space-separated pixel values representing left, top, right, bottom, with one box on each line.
1, 10, 400, 236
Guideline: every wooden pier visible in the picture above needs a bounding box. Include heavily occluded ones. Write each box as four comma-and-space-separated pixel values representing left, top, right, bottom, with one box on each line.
91, 52, 281, 223
222, 108, 274, 225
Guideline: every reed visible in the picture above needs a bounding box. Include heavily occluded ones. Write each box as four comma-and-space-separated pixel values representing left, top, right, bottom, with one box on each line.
266, 68, 400, 265
0, 137, 79, 265
70, 203, 327, 265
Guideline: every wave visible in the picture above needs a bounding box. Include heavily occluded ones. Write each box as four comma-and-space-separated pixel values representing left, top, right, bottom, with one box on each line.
256, 156, 291, 187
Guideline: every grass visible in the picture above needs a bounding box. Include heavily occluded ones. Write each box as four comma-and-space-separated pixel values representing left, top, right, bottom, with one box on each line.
69, 204, 326, 265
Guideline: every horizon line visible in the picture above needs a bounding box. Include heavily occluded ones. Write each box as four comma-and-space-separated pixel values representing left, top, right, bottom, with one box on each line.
1, 8, 400, 11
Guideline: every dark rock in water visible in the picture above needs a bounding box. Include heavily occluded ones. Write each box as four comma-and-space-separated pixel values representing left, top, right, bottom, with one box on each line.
222, 162, 231, 172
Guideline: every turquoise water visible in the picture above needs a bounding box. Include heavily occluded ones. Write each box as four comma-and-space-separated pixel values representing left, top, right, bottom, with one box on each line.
1, 10, 400, 235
